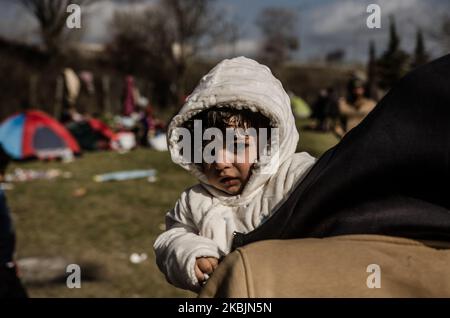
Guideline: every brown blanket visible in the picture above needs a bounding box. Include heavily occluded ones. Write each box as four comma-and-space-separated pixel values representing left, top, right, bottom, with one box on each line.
200, 235, 450, 297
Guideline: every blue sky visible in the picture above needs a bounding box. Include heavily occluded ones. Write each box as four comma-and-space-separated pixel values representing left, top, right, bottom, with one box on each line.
0, 0, 449, 62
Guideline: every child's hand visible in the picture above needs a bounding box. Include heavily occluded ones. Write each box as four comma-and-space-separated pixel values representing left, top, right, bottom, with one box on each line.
195, 257, 218, 284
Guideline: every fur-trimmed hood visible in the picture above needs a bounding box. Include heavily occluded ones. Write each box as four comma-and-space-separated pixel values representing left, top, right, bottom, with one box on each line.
167, 57, 299, 205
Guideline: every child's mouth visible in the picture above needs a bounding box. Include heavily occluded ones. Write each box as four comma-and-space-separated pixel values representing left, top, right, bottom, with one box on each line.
220, 177, 240, 186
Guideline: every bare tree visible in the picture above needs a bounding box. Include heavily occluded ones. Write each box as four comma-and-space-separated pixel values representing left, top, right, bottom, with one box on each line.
161, 0, 221, 101
108, 0, 225, 108
108, 6, 174, 107
163, 0, 217, 55
256, 7, 300, 68
21, 0, 90, 55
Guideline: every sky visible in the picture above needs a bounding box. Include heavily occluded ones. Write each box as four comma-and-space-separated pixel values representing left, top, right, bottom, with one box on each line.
0, 0, 449, 62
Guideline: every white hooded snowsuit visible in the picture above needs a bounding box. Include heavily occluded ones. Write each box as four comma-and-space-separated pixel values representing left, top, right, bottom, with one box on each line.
154, 57, 316, 292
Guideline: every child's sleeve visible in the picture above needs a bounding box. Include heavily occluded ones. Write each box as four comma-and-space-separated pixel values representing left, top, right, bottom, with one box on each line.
153, 190, 221, 292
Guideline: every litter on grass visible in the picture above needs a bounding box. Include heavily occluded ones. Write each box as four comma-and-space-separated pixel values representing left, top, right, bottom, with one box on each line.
5, 168, 72, 182
93, 169, 156, 182
0, 183, 14, 190
129, 253, 148, 264
72, 187, 87, 197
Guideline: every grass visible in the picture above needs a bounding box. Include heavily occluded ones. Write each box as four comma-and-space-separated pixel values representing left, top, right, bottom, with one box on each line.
7, 123, 339, 297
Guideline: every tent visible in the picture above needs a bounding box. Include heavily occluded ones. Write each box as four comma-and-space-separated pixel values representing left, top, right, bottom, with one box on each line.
290, 95, 311, 119
88, 118, 115, 141
0, 110, 80, 160
67, 118, 116, 151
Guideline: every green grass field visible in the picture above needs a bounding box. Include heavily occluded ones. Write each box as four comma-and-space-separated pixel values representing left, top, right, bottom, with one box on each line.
7, 125, 338, 297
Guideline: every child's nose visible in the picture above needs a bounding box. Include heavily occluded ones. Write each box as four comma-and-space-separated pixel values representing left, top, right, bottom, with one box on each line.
214, 147, 233, 169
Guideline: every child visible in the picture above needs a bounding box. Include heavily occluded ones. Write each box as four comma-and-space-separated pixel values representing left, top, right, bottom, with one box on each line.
154, 57, 316, 292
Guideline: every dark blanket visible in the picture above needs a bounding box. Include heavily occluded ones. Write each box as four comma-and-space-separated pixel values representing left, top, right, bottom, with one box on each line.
232, 54, 450, 250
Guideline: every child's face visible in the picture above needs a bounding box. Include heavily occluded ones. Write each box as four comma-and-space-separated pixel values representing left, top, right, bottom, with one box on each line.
202, 133, 256, 195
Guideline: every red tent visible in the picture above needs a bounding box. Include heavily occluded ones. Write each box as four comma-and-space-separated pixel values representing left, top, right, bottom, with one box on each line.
0, 110, 80, 159
88, 118, 116, 141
